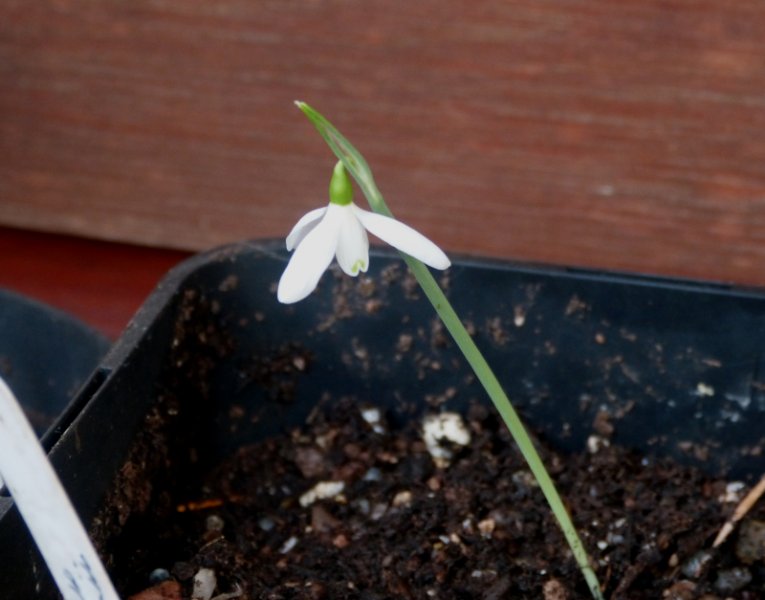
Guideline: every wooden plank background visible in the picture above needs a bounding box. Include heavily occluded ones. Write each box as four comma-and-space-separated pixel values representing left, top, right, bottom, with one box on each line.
2, 1, 765, 285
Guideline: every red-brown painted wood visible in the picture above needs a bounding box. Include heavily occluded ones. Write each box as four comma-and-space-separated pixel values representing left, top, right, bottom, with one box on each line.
2, 2, 765, 285
0, 227, 189, 339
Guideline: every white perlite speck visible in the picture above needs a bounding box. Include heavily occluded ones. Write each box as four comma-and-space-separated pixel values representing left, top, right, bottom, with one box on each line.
422, 412, 471, 468
360, 406, 385, 433
719, 481, 746, 504
279, 536, 299, 554
299, 481, 345, 507
587, 434, 610, 454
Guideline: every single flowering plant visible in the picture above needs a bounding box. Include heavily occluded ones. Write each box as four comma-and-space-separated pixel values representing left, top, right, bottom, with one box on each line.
279, 102, 604, 599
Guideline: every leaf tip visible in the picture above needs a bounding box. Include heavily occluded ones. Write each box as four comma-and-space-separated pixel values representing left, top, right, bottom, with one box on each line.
294, 100, 312, 117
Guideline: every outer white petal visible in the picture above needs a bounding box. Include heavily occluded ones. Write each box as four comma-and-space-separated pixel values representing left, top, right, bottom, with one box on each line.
335, 205, 370, 276
285, 206, 328, 251
277, 212, 340, 303
352, 205, 451, 270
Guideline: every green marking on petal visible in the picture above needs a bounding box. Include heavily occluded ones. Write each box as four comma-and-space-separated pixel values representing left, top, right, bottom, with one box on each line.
351, 259, 366, 274
329, 161, 353, 206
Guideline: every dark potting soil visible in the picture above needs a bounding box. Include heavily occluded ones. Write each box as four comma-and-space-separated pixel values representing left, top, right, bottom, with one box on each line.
112, 396, 765, 600
86, 273, 765, 600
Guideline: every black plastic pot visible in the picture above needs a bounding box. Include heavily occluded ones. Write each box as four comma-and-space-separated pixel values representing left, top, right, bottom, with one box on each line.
0, 288, 109, 438
2, 241, 765, 597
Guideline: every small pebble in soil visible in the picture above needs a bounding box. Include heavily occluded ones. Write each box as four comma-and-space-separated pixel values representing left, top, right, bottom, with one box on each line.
713, 566, 752, 594
293, 446, 326, 479
392, 490, 413, 507
511, 469, 539, 489
205, 514, 224, 533
681, 549, 715, 579
477, 517, 495, 537
149, 568, 171, 583
736, 519, 765, 564
127, 580, 182, 600
363, 466, 382, 482
191, 568, 216, 600
719, 481, 746, 504
370, 501, 387, 520
311, 504, 340, 533
662, 579, 696, 600
543, 577, 570, 600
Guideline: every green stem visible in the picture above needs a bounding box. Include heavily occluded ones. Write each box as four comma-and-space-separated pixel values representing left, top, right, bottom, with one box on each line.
296, 101, 604, 600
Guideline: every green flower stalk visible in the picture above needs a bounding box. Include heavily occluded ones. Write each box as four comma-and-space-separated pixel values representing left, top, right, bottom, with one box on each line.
285, 101, 604, 600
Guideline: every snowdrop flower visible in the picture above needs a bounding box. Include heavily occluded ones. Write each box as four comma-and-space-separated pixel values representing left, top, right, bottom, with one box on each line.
278, 162, 450, 304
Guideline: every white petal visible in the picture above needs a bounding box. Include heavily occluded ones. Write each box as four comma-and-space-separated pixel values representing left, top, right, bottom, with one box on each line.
277, 213, 340, 303
353, 205, 451, 270
285, 206, 328, 251
335, 207, 369, 276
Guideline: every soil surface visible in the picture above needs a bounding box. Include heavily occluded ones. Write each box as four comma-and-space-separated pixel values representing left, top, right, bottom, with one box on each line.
118, 397, 765, 600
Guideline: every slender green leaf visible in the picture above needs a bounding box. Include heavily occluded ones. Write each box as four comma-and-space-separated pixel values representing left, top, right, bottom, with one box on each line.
296, 101, 604, 600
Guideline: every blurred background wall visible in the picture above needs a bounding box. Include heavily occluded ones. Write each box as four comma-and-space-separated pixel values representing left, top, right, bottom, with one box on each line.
2, 1, 765, 285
